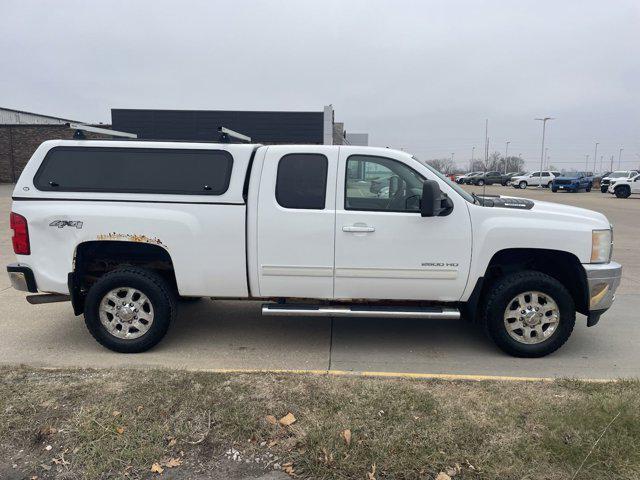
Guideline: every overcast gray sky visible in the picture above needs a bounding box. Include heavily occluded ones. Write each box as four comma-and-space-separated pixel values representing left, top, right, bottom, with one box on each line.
2, 0, 638, 171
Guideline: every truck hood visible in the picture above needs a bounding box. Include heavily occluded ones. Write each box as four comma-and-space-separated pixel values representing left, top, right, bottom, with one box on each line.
477, 195, 609, 228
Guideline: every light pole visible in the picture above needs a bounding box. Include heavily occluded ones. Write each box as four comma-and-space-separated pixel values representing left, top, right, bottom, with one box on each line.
585, 154, 589, 171
600, 155, 604, 173
618, 147, 624, 169
545, 148, 549, 169
471, 146, 475, 171
535, 117, 554, 187
593, 142, 599, 174
504, 141, 510, 173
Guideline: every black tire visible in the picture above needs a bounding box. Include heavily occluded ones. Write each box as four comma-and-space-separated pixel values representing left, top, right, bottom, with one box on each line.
477, 179, 485, 186
615, 186, 631, 198
519, 181, 527, 189
83, 267, 176, 353
586, 184, 592, 192
600, 185, 608, 193
482, 271, 575, 358
551, 187, 558, 193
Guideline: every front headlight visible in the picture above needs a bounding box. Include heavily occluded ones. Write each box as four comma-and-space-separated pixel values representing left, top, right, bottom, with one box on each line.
591, 228, 613, 263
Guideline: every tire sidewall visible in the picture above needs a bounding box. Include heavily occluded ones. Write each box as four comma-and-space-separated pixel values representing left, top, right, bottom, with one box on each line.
484, 272, 575, 357
519, 181, 527, 189
615, 186, 630, 198
84, 268, 174, 353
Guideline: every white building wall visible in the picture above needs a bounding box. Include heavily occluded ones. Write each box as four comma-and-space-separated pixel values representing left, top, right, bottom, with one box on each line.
0, 108, 73, 125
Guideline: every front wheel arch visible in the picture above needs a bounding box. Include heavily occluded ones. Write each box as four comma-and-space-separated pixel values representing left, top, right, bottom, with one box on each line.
464, 248, 589, 323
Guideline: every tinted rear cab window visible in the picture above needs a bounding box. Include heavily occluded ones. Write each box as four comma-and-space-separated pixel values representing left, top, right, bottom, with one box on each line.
34, 147, 233, 195
275, 153, 328, 209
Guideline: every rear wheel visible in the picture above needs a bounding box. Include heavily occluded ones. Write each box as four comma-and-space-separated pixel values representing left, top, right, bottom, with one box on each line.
518, 181, 527, 189
482, 271, 575, 357
615, 186, 631, 198
477, 179, 485, 186
600, 185, 608, 193
546, 181, 553, 188
83, 267, 176, 353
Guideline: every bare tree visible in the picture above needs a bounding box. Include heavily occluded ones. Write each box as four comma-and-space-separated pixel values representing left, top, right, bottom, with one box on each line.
425, 158, 455, 174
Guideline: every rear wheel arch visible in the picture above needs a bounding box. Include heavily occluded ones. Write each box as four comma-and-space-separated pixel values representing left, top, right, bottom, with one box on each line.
70, 241, 178, 315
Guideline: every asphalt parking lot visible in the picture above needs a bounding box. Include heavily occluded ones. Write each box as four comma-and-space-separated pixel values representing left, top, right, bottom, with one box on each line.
1, 182, 638, 379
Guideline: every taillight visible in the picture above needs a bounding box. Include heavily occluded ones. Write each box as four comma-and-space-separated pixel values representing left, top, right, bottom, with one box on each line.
10, 212, 30, 255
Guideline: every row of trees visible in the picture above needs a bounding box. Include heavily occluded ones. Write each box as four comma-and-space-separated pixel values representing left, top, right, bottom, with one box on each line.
425, 152, 528, 175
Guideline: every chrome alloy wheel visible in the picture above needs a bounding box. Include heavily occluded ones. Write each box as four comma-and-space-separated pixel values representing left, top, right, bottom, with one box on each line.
503, 291, 560, 344
99, 287, 154, 340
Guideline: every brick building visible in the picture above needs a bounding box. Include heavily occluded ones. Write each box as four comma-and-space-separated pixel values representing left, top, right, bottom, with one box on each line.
1, 105, 368, 183
0, 108, 110, 183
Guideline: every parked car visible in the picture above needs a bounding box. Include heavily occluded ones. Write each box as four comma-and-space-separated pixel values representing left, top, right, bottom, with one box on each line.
502, 172, 526, 186
462, 172, 484, 184
600, 170, 639, 193
608, 173, 640, 198
467, 171, 503, 186
551, 172, 593, 193
456, 171, 481, 184
510, 171, 562, 189
7, 140, 621, 358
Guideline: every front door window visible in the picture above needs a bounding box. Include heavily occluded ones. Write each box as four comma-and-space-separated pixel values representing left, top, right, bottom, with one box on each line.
345, 155, 425, 212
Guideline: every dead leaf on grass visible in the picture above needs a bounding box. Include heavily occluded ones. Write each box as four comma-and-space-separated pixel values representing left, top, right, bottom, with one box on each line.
112, 411, 121, 417
150, 463, 164, 474
116, 426, 125, 434
367, 463, 376, 480
436, 473, 452, 480
165, 458, 182, 468
340, 429, 351, 446
167, 437, 177, 447
40, 426, 57, 436
279, 412, 296, 426
265, 415, 278, 425
282, 462, 295, 476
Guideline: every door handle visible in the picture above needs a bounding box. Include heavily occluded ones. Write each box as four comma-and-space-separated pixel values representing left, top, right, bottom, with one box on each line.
342, 225, 375, 233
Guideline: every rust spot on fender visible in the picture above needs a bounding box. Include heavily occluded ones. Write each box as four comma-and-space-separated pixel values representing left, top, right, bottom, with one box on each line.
96, 232, 165, 247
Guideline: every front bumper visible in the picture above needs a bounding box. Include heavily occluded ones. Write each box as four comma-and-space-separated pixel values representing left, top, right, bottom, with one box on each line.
6, 264, 38, 293
582, 261, 622, 326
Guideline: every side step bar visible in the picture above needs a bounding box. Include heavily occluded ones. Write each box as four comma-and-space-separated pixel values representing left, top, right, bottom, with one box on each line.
262, 304, 460, 320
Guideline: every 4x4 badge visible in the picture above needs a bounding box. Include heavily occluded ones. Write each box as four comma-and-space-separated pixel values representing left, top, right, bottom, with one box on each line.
50, 220, 83, 229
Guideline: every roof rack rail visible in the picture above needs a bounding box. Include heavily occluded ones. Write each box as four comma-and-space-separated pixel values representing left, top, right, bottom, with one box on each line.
218, 126, 251, 143
67, 123, 138, 139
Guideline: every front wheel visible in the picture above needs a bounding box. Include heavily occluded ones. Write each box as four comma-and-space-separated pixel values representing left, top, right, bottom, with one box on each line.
477, 179, 485, 186
518, 181, 527, 189
615, 186, 631, 198
482, 271, 575, 357
600, 186, 608, 193
586, 184, 592, 192
551, 187, 558, 193
83, 267, 176, 353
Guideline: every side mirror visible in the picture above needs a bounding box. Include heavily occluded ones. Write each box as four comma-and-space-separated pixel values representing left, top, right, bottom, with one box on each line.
420, 180, 454, 217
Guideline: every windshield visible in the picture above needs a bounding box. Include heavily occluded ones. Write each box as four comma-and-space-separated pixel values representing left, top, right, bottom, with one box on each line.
609, 172, 628, 178
419, 159, 474, 203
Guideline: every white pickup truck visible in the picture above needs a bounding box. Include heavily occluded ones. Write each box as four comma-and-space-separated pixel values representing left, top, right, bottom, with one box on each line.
7, 140, 622, 357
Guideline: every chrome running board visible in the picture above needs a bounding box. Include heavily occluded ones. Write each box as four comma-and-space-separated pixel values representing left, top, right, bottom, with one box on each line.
262, 304, 460, 320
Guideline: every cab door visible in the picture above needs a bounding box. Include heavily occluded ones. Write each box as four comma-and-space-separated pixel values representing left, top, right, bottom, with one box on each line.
333, 149, 472, 301
255, 146, 338, 298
